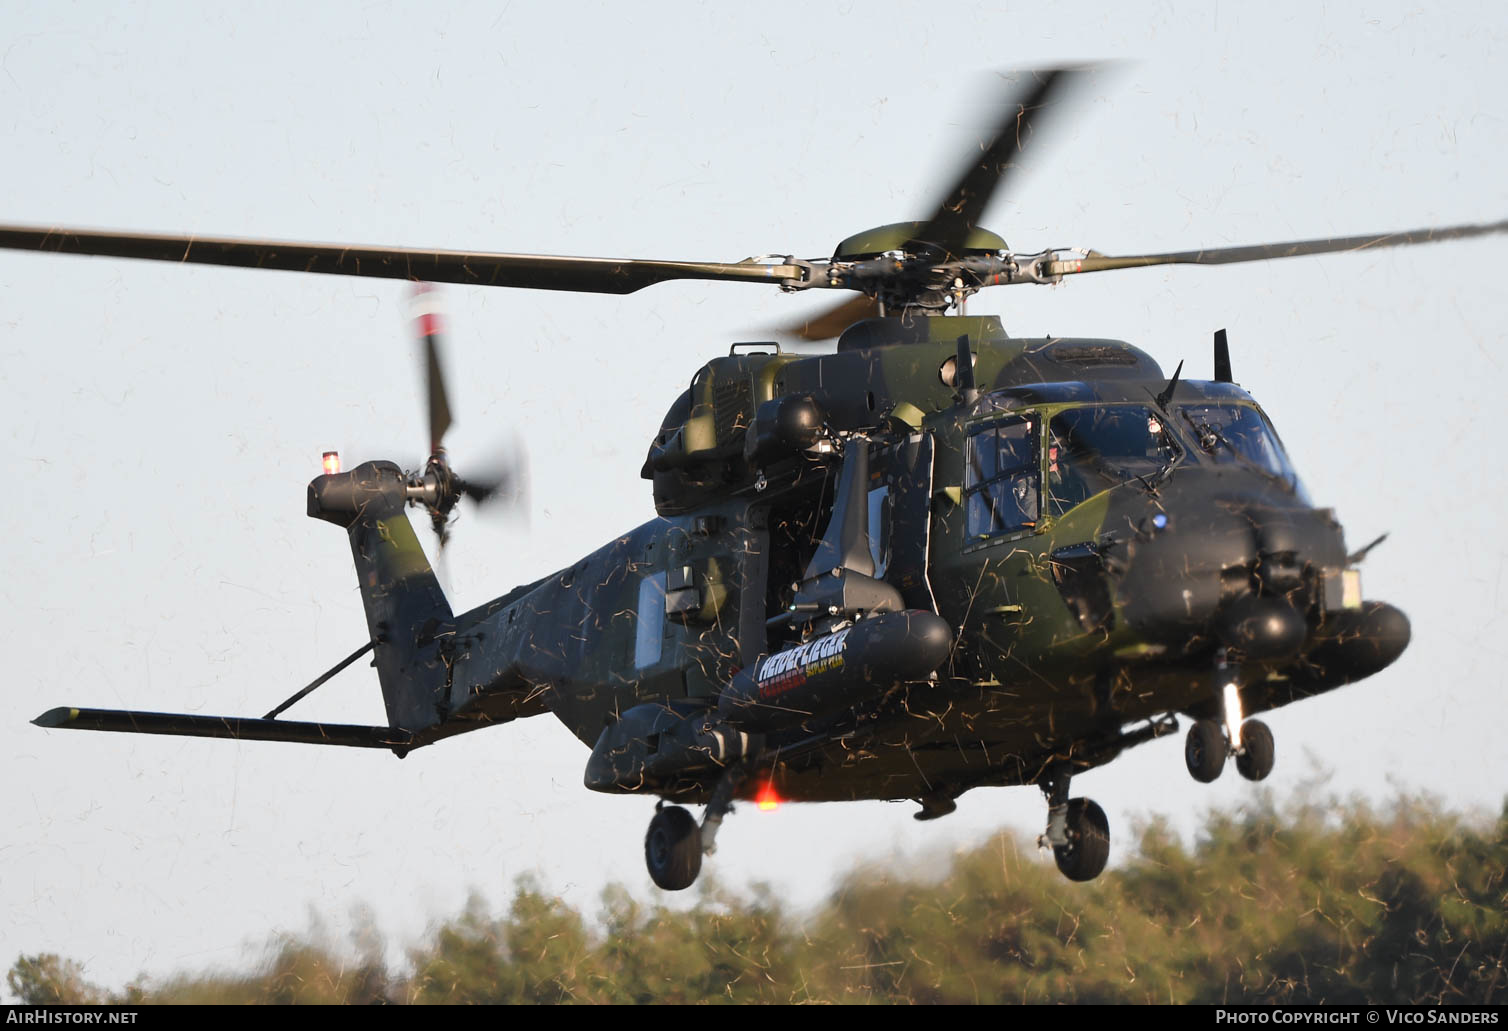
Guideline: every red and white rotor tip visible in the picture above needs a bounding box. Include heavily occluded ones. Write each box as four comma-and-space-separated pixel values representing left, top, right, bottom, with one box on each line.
408, 281, 445, 338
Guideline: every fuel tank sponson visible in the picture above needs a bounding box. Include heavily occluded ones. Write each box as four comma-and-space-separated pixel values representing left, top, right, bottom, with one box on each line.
717, 610, 953, 733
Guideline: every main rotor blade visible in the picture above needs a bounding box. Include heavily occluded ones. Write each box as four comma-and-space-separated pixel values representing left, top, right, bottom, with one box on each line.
914, 67, 1083, 257
0, 225, 807, 295
1050, 218, 1508, 277
777, 294, 882, 341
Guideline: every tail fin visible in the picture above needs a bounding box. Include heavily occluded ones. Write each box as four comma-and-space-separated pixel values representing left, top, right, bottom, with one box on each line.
308, 461, 453, 732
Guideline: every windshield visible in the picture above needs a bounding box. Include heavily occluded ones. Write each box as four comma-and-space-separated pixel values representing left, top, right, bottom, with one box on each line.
1178, 403, 1308, 499
1047, 405, 1180, 517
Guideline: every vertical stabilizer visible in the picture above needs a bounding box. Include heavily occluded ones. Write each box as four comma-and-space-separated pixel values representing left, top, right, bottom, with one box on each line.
308, 460, 453, 732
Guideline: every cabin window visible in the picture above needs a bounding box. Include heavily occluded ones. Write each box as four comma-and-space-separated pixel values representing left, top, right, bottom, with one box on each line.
966, 415, 1039, 539
867, 485, 892, 577
635, 571, 666, 668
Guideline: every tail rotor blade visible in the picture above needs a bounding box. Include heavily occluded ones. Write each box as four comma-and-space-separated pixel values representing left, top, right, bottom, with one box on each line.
425, 336, 452, 457
411, 283, 453, 455
456, 439, 530, 512
458, 476, 503, 505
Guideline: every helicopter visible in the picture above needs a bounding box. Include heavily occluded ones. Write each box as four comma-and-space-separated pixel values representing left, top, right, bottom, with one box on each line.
11, 68, 1505, 891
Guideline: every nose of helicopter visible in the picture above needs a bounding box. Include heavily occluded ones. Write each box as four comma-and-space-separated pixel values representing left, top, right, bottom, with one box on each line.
1105, 474, 1349, 662
1214, 593, 1309, 661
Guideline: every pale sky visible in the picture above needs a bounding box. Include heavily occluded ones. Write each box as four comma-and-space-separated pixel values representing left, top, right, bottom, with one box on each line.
3, 1, 1505, 995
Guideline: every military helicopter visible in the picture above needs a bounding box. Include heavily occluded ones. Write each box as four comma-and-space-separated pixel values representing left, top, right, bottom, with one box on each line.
12, 68, 1505, 891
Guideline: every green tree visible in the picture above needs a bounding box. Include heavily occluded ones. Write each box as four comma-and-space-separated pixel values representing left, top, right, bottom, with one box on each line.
7, 953, 106, 1004
14, 793, 1507, 1005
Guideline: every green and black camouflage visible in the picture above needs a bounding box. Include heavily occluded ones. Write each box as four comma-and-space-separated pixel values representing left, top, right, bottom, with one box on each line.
18, 67, 1488, 889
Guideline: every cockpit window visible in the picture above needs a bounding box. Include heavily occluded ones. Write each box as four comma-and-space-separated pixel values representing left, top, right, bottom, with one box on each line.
966, 415, 1039, 539
1047, 405, 1180, 516
1178, 403, 1308, 499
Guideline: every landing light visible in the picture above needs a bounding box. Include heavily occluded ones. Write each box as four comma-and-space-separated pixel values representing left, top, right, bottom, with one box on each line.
756, 780, 780, 812
322, 451, 341, 476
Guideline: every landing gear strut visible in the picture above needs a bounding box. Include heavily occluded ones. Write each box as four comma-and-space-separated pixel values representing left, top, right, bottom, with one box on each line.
1037, 767, 1110, 882
645, 764, 749, 892
699, 763, 747, 856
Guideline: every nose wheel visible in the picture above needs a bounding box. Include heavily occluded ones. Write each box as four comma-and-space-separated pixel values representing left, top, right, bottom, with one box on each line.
1185, 719, 1227, 782
1186, 652, 1277, 784
1184, 716, 1276, 782
1234, 718, 1274, 781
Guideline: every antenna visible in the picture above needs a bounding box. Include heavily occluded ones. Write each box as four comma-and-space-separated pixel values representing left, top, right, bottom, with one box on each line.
1214, 328, 1233, 383
1155, 359, 1184, 410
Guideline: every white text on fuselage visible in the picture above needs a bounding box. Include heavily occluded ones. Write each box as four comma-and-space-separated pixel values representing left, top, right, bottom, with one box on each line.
757, 629, 851, 699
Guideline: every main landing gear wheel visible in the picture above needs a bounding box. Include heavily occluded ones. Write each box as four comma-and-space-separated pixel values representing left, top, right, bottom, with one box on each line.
645, 805, 702, 891
1185, 718, 1227, 783
1235, 718, 1275, 781
1053, 798, 1111, 882
1039, 767, 1110, 881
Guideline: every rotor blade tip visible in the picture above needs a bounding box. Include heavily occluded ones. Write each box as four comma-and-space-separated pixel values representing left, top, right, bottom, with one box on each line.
34, 706, 79, 728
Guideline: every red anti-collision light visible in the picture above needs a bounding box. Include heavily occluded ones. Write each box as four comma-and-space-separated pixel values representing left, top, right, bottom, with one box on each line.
756, 780, 780, 812
322, 451, 341, 476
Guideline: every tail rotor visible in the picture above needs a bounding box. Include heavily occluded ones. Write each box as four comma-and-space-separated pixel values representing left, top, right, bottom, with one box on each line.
403, 282, 528, 553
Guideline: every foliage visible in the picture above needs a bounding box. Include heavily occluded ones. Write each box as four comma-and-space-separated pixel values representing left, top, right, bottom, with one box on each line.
10, 794, 1506, 1004
6, 954, 108, 1005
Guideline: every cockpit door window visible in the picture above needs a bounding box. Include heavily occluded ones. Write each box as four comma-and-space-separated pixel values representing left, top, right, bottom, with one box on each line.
965, 415, 1039, 539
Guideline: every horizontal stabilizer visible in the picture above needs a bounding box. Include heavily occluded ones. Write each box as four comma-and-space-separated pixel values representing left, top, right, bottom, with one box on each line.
33, 707, 413, 750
